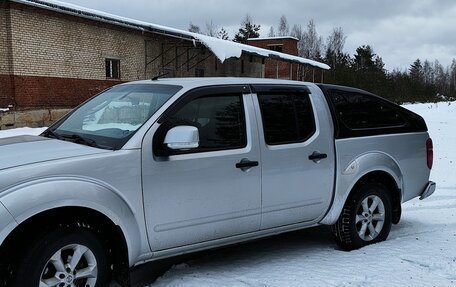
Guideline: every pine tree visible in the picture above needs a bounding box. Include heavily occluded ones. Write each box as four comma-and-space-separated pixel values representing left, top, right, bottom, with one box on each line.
233, 14, 260, 44
217, 27, 229, 40
409, 59, 424, 82
354, 45, 376, 71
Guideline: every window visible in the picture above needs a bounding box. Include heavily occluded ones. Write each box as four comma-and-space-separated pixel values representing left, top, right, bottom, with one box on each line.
105, 58, 120, 79
329, 90, 405, 130
268, 45, 283, 52
155, 93, 246, 155
54, 84, 182, 150
258, 92, 315, 145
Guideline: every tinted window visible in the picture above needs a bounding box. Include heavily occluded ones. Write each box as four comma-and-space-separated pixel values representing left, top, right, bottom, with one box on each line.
258, 92, 315, 145
330, 90, 405, 129
156, 94, 246, 155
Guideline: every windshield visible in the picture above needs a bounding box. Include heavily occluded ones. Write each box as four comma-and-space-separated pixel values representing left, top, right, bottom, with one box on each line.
45, 84, 182, 150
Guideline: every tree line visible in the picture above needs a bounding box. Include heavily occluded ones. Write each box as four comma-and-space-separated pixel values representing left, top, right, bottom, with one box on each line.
188, 15, 456, 103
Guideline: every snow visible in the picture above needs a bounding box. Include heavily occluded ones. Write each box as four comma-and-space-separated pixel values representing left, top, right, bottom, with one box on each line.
0, 102, 454, 287
247, 36, 301, 41
0, 127, 46, 138
14, 0, 330, 70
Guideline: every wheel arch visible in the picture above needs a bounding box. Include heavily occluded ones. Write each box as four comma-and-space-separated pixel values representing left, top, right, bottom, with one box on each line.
0, 206, 130, 286
0, 177, 147, 266
320, 152, 403, 225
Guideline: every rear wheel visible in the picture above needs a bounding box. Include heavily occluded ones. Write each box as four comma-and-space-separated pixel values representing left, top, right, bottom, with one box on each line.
12, 228, 110, 287
332, 183, 392, 250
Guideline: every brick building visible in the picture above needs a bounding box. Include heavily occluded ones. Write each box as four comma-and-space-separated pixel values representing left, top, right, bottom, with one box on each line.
0, 0, 329, 128
247, 37, 300, 80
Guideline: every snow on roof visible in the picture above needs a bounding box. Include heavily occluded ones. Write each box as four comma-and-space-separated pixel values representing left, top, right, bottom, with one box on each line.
13, 0, 330, 70
247, 36, 300, 42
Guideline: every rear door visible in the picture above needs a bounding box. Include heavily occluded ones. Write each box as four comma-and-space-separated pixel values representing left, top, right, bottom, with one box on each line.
252, 85, 335, 229
142, 85, 262, 250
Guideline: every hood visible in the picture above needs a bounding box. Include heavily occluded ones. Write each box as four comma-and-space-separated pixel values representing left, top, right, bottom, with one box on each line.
0, 135, 109, 171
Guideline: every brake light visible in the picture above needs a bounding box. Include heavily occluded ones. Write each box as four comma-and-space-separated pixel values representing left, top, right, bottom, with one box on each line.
426, 138, 433, 169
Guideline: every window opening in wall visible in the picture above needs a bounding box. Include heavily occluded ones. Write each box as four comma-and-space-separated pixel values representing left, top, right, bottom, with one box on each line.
268, 45, 283, 52
105, 58, 120, 79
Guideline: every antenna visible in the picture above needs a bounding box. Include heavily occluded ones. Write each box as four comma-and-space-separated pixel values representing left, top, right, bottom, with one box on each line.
151, 72, 169, 81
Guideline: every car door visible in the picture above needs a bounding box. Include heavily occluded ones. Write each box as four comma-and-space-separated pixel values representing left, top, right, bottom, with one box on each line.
141, 85, 262, 251
252, 85, 335, 229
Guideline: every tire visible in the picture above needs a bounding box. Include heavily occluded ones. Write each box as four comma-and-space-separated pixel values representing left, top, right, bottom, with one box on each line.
332, 183, 392, 251
12, 228, 110, 287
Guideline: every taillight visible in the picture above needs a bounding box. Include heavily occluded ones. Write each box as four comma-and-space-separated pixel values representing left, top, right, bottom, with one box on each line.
426, 138, 433, 169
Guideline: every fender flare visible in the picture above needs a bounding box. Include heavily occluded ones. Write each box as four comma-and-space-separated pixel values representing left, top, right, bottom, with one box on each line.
319, 152, 403, 225
0, 176, 144, 265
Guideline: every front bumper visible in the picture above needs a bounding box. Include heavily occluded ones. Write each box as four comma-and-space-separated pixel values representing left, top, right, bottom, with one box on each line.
419, 181, 436, 200
0, 202, 17, 247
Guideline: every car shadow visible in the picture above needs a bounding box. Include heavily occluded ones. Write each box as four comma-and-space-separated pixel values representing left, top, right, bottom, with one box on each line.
132, 225, 336, 286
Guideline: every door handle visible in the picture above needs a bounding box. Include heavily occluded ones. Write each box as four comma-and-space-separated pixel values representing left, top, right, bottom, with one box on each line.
236, 159, 259, 169
308, 151, 328, 162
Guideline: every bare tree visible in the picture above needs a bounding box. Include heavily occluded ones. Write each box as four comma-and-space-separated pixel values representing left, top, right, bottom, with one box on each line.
423, 60, 434, 85
277, 15, 289, 36
268, 26, 276, 37
291, 24, 304, 55
205, 20, 218, 37
302, 19, 322, 60
326, 27, 346, 56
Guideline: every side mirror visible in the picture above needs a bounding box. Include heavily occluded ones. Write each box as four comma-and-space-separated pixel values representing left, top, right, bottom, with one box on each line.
164, 126, 199, 150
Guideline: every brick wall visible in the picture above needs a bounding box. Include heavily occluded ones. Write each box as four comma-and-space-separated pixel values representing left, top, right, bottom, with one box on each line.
0, 75, 14, 107
8, 2, 146, 81
0, 3, 14, 106
0, 3, 11, 75
13, 75, 121, 108
247, 37, 299, 80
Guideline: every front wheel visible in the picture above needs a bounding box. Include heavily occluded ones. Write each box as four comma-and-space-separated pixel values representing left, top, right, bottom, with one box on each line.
12, 228, 110, 287
332, 183, 392, 250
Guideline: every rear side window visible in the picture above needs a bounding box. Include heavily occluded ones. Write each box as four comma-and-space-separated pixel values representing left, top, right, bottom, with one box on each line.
257, 92, 315, 145
331, 91, 405, 129
319, 86, 428, 138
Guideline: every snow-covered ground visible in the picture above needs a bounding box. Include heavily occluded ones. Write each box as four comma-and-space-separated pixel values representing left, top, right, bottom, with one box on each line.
0, 102, 454, 287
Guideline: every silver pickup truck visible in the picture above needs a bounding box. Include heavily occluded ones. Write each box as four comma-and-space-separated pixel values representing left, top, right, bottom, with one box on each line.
0, 78, 435, 287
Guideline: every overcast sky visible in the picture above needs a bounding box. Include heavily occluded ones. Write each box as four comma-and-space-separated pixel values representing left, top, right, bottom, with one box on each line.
62, 0, 456, 71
